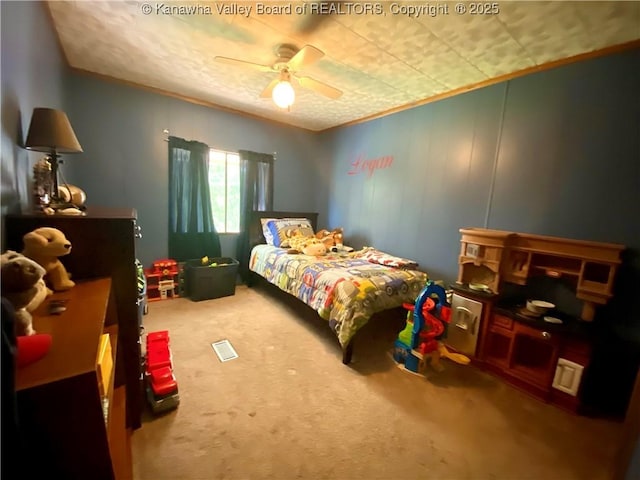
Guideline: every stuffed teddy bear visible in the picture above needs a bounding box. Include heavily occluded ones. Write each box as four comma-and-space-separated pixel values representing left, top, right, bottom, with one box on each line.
1, 250, 48, 336
22, 227, 75, 292
315, 227, 344, 249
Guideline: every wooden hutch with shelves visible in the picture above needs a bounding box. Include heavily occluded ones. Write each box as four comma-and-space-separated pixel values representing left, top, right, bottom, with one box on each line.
458, 227, 624, 320
15, 278, 131, 479
456, 227, 625, 413
5, 208, 144, 431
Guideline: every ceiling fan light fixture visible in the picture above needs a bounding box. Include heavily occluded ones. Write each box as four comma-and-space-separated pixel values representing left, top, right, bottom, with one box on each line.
272, 79, 295, 109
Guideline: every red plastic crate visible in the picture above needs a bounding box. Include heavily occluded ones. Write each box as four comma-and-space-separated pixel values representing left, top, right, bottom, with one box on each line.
147, 330, 170, 344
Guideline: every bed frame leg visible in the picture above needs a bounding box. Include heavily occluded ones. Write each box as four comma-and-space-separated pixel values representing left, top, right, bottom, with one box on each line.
342, 341, 354, 365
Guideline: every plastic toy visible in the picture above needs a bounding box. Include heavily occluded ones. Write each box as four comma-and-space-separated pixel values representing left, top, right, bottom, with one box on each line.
145, 330, 180, 413
146, 259, 180, 301
393, 281, 470, 374
153, 258, 178, 276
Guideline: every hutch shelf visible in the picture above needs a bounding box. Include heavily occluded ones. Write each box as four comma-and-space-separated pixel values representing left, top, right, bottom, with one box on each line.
15, 279, 132, 479
5, 207, 144, 430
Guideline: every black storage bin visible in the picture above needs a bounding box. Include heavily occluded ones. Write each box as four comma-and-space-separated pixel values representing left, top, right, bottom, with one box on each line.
185, 257, 239, 301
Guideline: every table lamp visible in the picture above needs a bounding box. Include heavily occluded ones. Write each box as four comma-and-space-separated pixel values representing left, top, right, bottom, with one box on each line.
25, 108, 83, 208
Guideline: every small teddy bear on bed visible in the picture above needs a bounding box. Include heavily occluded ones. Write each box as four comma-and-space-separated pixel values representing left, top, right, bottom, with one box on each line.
315, 227, 344, 250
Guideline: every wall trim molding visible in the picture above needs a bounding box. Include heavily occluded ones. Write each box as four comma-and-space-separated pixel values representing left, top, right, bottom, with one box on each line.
324, 39, 640, 132
67, 67, 313, 133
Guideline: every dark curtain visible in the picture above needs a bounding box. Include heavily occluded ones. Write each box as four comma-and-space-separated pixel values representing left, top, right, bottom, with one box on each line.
236, 150, 274, 282
168, 136, 221, 262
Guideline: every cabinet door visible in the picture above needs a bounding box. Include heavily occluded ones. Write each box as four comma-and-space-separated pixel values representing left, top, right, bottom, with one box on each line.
484, 327, 512, 369
553, 358, 585, 396
510, 323, 560, 389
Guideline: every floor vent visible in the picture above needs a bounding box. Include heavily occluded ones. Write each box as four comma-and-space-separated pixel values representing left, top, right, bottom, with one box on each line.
211, 340, 238, 362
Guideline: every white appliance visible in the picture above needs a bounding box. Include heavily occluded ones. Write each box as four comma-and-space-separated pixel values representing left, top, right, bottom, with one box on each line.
446, 293, 483, 356
553, 358, 585, 396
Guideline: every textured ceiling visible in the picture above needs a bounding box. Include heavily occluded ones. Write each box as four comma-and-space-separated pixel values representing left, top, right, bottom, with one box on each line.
47, 1, 640, 131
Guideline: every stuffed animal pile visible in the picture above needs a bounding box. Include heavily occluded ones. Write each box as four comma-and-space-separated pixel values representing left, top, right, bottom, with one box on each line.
315, 228, 344, 249
285, 230, 327, 256
281, 226, 348, 256
1, 251, 48, 336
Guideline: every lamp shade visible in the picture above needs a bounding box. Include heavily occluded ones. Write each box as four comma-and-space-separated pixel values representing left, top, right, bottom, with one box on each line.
25, 108, 83, 154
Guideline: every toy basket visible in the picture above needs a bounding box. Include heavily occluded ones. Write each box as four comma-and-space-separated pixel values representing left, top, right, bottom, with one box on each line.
184, 257, 239, 301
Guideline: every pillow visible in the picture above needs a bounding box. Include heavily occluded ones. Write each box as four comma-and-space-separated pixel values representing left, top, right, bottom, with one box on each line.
260, 218, 278, 245
353, 247, 419, 270
262, 218, 314, 247
260, 217, 309, 245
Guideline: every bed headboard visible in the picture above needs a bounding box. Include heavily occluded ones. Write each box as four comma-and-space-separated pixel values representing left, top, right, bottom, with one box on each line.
248, 210, 319, 250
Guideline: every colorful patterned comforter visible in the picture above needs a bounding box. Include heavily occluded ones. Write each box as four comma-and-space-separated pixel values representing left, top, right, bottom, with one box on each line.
250, 245, 429, 348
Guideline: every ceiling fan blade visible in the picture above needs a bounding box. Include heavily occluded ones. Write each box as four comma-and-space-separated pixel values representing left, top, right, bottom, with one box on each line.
296, 1, 343, 35
297, 76, 343, 100
260, 78, 280, 98
214, 56, 273, 73
287, 45, 324, 72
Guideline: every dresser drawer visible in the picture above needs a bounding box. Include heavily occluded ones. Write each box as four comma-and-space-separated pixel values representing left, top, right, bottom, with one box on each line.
491, 313, 514, 331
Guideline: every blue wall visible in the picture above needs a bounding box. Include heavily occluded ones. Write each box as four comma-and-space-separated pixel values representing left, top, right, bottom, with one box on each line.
64, 73, 326, 266
2, 2, 638, 299
0, 1, 68, 237
324, 49, 640, 289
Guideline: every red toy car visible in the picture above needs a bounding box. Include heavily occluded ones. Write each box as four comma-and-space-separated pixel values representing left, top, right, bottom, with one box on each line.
145, 330, 180, 413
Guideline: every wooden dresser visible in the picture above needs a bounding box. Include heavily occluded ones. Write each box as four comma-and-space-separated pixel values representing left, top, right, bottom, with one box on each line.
5, 208, 143, 430
16, 278, 132, 479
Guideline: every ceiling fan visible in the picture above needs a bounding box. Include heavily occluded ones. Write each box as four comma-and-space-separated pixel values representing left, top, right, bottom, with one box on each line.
296, 1, 345, 35
214, 44, 342, 109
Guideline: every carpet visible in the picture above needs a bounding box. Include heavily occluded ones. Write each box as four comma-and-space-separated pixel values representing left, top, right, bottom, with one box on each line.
132, 283, 623, 480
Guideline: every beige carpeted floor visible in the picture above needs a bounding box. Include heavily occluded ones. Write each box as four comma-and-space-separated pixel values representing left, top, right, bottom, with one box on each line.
132, 282, 623, 480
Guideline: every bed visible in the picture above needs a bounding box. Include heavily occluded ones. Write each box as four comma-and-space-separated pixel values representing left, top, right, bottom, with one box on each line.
246, 211, 429, 364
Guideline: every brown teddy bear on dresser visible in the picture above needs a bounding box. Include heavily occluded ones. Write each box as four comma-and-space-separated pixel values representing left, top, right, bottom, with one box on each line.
22, 227, 75, 292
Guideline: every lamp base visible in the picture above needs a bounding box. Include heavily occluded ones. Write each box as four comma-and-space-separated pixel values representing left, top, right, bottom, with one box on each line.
39, 197, 86, 215
49, 201, 84, 210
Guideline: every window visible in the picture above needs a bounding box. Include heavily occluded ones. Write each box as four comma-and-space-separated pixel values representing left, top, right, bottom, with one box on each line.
208, 149, 240, 233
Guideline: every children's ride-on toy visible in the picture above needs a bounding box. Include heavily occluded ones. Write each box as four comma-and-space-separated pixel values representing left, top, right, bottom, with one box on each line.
393, 281, 470, 374
145, 330, 180, 413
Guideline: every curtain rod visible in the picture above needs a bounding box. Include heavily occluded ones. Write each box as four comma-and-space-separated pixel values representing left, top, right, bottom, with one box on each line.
164, 130, 277, 161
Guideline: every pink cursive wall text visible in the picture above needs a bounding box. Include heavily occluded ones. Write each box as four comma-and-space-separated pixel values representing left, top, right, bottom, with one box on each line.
347, 154, 394, 178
